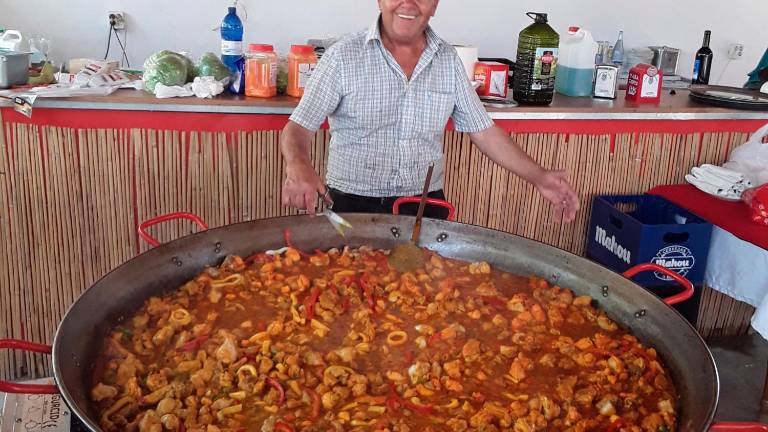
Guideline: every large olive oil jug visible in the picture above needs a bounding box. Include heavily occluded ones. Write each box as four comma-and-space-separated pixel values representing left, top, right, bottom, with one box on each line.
513, 12, 560, 105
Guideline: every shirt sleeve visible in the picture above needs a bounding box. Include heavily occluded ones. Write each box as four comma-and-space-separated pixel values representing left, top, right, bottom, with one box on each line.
450, 53, 495, 133
289, 45, 343, 132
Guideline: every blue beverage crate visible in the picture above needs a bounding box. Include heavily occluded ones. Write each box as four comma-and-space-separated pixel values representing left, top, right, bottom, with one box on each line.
586, 194, 712, 287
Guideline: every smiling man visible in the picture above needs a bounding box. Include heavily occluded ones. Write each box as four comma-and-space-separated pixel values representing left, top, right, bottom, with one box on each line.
280, 0, 580, 221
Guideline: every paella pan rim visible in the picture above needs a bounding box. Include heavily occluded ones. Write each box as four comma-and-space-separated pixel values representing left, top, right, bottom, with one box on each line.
50, 213, 720, 431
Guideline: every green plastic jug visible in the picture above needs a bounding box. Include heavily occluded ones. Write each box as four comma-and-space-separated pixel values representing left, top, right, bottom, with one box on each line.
513, 13, 560, 105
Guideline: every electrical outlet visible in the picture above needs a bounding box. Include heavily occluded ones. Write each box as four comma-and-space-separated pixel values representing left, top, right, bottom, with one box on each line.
108, 11, 125, 30
728, 43, 744, 60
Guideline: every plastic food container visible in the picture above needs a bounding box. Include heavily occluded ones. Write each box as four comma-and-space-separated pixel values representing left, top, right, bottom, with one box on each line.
0, 51, 30, 89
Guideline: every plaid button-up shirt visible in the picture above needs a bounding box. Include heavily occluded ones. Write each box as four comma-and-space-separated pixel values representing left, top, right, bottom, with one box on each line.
289, 17, 494, 197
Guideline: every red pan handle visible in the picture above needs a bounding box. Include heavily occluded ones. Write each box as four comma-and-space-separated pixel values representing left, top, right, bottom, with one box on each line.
138, 212, 208, 247
392, 197, 456, 221
0, 339, 58, 394
622, 263, 694, 306
709, 422, 768, 431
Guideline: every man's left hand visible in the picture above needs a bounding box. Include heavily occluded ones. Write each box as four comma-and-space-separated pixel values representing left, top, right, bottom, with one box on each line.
533, 170, 580, 222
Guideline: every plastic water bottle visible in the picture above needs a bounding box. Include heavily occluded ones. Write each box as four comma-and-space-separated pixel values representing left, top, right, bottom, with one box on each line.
221, 5, 245, 94
611, 31, 625, 67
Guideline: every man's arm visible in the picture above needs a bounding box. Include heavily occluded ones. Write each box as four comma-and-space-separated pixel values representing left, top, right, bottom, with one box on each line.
279, 44, 342, 214
280, 121, 326, 215
469, 125, 581, 221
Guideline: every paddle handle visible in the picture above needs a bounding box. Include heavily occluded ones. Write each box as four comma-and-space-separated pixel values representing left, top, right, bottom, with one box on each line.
412, 163, 435, 243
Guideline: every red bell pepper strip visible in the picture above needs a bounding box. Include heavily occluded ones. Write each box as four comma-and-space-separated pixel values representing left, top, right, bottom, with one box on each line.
175, 334, 209, 353
340, 296, 351, 314
402, 398, 435, 416
386, 382, 401, 412
607, 417, 625, 432
303, 287, 322, 321
385, 382, 434, 416
283, 229, 310, 257
357, 273, 377, 312
304, 387, 322, 420
427, 331, 442, 347
266, 377, 286, 407
274, 421, 295, 432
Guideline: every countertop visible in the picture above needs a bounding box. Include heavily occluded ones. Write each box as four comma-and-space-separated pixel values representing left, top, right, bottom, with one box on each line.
2, 88, 768, 120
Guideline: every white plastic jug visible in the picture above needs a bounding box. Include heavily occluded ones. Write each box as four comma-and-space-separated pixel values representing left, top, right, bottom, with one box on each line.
555, 26, 598, 97
0, 30, 23, 52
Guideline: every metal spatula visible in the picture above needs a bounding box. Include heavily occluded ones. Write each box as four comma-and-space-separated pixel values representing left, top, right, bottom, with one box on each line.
388, 163, 434, 272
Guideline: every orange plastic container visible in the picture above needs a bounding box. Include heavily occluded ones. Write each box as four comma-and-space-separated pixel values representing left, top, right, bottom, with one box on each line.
287, 45, 318, 98
245, 44, 277, 98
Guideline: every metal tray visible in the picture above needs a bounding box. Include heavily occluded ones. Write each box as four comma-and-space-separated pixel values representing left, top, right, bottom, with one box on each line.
689, 85, 768, 111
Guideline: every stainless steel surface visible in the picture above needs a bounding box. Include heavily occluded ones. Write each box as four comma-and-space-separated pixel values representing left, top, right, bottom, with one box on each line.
0, 51, 29, 89
49, 214, 719, 431
1, 93, 768, 120
650, 46, 681, 76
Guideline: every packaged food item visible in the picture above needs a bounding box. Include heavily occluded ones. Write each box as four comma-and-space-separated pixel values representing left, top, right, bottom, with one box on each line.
474, 61, 509, 99
626, 63, 662, 104
245, 44, 277, 98
743, 184, 768, 225
286, 44, 317, 97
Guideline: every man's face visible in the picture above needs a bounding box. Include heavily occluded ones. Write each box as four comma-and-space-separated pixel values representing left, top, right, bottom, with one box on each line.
377, 0, 439, 44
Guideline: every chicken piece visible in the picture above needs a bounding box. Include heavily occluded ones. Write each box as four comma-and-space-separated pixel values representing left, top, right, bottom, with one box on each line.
151, 326, 175, 347
461, 339, 481, 362
443, 360, 462, 379
508, 354, 534, 384
91, 383, 118, 402
116, 355, 144, 386
215, 335, 239, 364
408, 361, 431, 385
349, 373, 369, 397
138, 410, 162, 432
469, 262, 491, 274
641, 414, 665, 432
145, 372, 168, 392
444, 378, 464, 393
446, 419, 468, 432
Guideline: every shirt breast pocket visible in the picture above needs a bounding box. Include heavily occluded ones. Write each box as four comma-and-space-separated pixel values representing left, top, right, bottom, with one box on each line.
416, 90, 454, 136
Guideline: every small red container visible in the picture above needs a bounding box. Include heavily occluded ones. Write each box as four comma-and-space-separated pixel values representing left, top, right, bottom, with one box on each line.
626, 63, 663, 104
474, 61, 509, 98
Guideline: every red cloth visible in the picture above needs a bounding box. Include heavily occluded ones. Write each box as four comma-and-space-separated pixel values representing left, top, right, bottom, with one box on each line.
648, 184, 768, 250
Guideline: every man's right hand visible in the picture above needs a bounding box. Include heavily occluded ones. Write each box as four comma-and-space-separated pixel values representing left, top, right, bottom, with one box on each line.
282, 161, 327, 215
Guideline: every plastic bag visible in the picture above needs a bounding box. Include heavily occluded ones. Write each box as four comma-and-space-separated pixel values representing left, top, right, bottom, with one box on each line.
191, 76, 225, 99
143, 50, 192, 94
723, 123, 768, 187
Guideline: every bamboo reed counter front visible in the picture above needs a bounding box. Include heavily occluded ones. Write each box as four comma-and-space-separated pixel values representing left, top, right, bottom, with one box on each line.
1, 89, 767, 380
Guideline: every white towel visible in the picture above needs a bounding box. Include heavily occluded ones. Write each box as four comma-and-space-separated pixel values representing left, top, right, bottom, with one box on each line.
685, 174, 743, 201
700, 164, 752, 186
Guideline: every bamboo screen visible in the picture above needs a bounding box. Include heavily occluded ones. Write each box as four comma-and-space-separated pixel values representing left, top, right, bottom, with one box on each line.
0, 114, 750, 380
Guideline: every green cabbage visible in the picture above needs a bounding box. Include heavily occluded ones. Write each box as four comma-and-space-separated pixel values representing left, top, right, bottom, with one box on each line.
195, 52, 232, 82
143, 50, 196, 93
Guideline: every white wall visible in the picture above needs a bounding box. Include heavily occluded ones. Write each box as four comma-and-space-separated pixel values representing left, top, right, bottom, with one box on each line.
3, 0, 766, 87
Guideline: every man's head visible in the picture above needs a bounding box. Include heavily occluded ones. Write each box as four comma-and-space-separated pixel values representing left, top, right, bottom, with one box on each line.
377, 0, 439, 45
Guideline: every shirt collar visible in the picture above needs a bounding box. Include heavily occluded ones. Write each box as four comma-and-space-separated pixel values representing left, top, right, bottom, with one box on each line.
365, 14, 443, 53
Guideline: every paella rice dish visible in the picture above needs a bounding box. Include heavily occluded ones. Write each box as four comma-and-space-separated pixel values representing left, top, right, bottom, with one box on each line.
91, 245, 678, 432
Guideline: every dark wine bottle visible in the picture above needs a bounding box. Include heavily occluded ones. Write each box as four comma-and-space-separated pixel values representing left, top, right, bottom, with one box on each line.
692, 30, 713, 84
